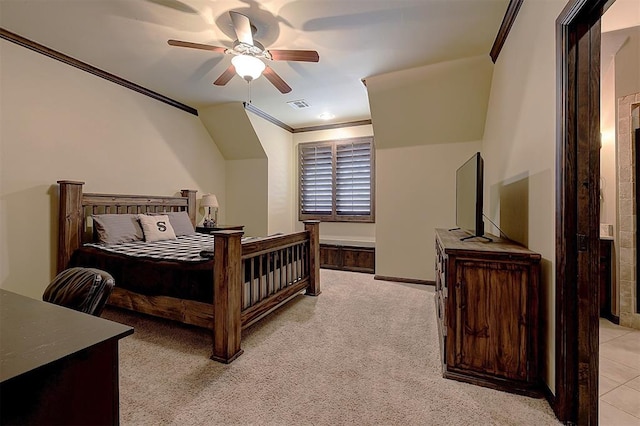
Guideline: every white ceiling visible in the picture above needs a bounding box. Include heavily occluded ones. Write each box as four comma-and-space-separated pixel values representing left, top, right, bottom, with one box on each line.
0, 0, 510, 128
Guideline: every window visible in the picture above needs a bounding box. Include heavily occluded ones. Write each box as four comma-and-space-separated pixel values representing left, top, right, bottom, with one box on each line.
299, 137, 375, 222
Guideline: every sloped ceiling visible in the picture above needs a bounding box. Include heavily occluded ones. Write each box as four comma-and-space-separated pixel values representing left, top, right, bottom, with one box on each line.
367, 55, 494, 149
199, 102, 265, 159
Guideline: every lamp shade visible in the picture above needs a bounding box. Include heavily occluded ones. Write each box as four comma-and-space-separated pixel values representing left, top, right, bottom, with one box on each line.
231, 55, 265, 81
201, 194, 219, 208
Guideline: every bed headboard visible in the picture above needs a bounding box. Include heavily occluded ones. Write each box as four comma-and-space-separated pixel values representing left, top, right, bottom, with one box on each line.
57, 180, 197, 273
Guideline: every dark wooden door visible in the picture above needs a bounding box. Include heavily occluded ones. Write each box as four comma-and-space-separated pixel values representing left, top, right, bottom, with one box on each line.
556, 0, 611, 422
453, 260, 529, 381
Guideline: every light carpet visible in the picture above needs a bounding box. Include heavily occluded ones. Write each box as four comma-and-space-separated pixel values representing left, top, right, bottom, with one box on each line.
103, 269, 560, 425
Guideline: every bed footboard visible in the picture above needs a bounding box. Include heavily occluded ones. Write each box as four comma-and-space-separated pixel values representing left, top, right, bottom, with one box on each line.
211, 221, 319, 363
240, 221, 320, 327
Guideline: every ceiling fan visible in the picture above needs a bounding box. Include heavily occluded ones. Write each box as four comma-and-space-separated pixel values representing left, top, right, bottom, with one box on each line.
168, 11, 319, 94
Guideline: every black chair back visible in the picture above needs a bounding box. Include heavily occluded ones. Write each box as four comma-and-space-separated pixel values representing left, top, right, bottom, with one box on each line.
43, 267, 115, 316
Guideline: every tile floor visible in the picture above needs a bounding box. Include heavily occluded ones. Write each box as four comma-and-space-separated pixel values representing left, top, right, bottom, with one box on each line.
599, 319, 640, 425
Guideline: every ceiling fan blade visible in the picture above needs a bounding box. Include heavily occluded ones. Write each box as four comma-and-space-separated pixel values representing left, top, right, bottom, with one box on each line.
168, 39, 227, 54
213, 65, 236, 86
269, 49, 319, 62
230, 11, 254, 46
263, 66, 292, 94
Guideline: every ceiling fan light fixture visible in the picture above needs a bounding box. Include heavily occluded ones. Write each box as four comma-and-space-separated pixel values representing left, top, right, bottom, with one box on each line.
231, 55, 265, 81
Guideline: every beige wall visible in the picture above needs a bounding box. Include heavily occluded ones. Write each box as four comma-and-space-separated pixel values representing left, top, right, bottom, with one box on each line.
201, 104, 298, 236
247, 112, 295, 235
0, 41, 226, 299
481, 0, 567, 394
601, 55, 618, 229
600, 25, 640, 234
601, 45, 620, 318
615, 27, 640, 101
225, 159, 268, 237
376, 142, 481, 281
293, 125, 376, 243
366, 55, 492, 281
609, 25, 640, 320
199, 103, 269, 234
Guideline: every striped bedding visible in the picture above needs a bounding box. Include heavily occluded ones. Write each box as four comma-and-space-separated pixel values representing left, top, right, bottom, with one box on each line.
84, 234, 254, 262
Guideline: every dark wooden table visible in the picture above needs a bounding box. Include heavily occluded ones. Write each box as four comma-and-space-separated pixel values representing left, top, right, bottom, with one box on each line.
0, 289, 133, 425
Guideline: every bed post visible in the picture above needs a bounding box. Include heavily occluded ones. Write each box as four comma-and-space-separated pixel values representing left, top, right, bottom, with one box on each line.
304, 220, 321, 296
211, 230, 244, 363
180, 189, 197, 227
57, 180, 85, 274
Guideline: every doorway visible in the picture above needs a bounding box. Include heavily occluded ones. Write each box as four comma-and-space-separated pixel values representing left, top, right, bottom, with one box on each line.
637, 126, 640, 313
619, 97, 640, 320
555, 0, 613, 423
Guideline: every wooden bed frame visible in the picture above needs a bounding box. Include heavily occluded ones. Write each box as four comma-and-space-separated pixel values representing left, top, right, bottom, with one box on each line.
57, 180, 320, 363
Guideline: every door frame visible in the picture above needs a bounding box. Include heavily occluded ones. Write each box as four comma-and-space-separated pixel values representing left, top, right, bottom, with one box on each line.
555, 0, 614, 423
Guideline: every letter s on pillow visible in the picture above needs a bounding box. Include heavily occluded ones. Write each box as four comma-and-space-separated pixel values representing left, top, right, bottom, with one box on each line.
137, 214, 177, 242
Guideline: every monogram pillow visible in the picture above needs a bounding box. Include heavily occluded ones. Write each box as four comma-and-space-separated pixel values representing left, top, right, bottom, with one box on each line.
150, 211, 195, 236
137, 214, 177, 242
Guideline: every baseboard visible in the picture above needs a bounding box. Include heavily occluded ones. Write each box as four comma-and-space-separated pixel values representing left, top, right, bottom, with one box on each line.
540, 380, 573, 424
606, 313, 620, 325
541, 381, 561, 422
541, 380, 555, 405
374, 275, 434, 286
600, 312, 620, 325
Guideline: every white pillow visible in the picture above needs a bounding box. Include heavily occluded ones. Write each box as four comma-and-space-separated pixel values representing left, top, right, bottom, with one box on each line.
137, 214, 177, 242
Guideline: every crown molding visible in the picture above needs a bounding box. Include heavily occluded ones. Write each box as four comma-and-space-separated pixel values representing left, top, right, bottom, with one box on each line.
243, 102, 372, 133
292, 119, 373, 133
489, 0, 524, 63
0, 27, 198, 116
243, 102, 294, 132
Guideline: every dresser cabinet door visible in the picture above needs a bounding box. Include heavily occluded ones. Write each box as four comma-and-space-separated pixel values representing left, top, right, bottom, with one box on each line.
451, 260, 530, 381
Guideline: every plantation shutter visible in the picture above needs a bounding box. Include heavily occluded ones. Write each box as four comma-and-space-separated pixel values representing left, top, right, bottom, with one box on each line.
336, 141, 372, 216
299, 144, 333, 215
298, 137, 374, 222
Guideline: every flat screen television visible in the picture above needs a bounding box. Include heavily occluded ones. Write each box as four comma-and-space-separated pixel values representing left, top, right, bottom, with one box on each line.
455, 152, 487, 241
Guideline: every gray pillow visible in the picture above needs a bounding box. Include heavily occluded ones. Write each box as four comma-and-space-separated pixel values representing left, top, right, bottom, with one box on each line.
151, 211, 195, 236
92, 214, 144, 245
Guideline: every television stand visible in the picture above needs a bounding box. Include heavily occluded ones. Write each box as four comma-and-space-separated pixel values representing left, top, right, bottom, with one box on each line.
435, 228, 541, 396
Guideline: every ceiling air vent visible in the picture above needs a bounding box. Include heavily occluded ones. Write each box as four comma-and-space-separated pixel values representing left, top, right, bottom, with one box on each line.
287, 99, 310, 109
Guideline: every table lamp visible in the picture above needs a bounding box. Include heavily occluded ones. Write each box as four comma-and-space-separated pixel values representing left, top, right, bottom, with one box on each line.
201, 194, 219, 227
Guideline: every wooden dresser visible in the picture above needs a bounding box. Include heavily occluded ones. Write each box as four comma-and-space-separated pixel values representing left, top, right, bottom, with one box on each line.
435, 228, 541, 396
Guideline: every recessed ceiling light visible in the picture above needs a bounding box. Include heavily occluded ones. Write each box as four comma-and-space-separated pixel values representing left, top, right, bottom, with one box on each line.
318, 112, 335, 120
